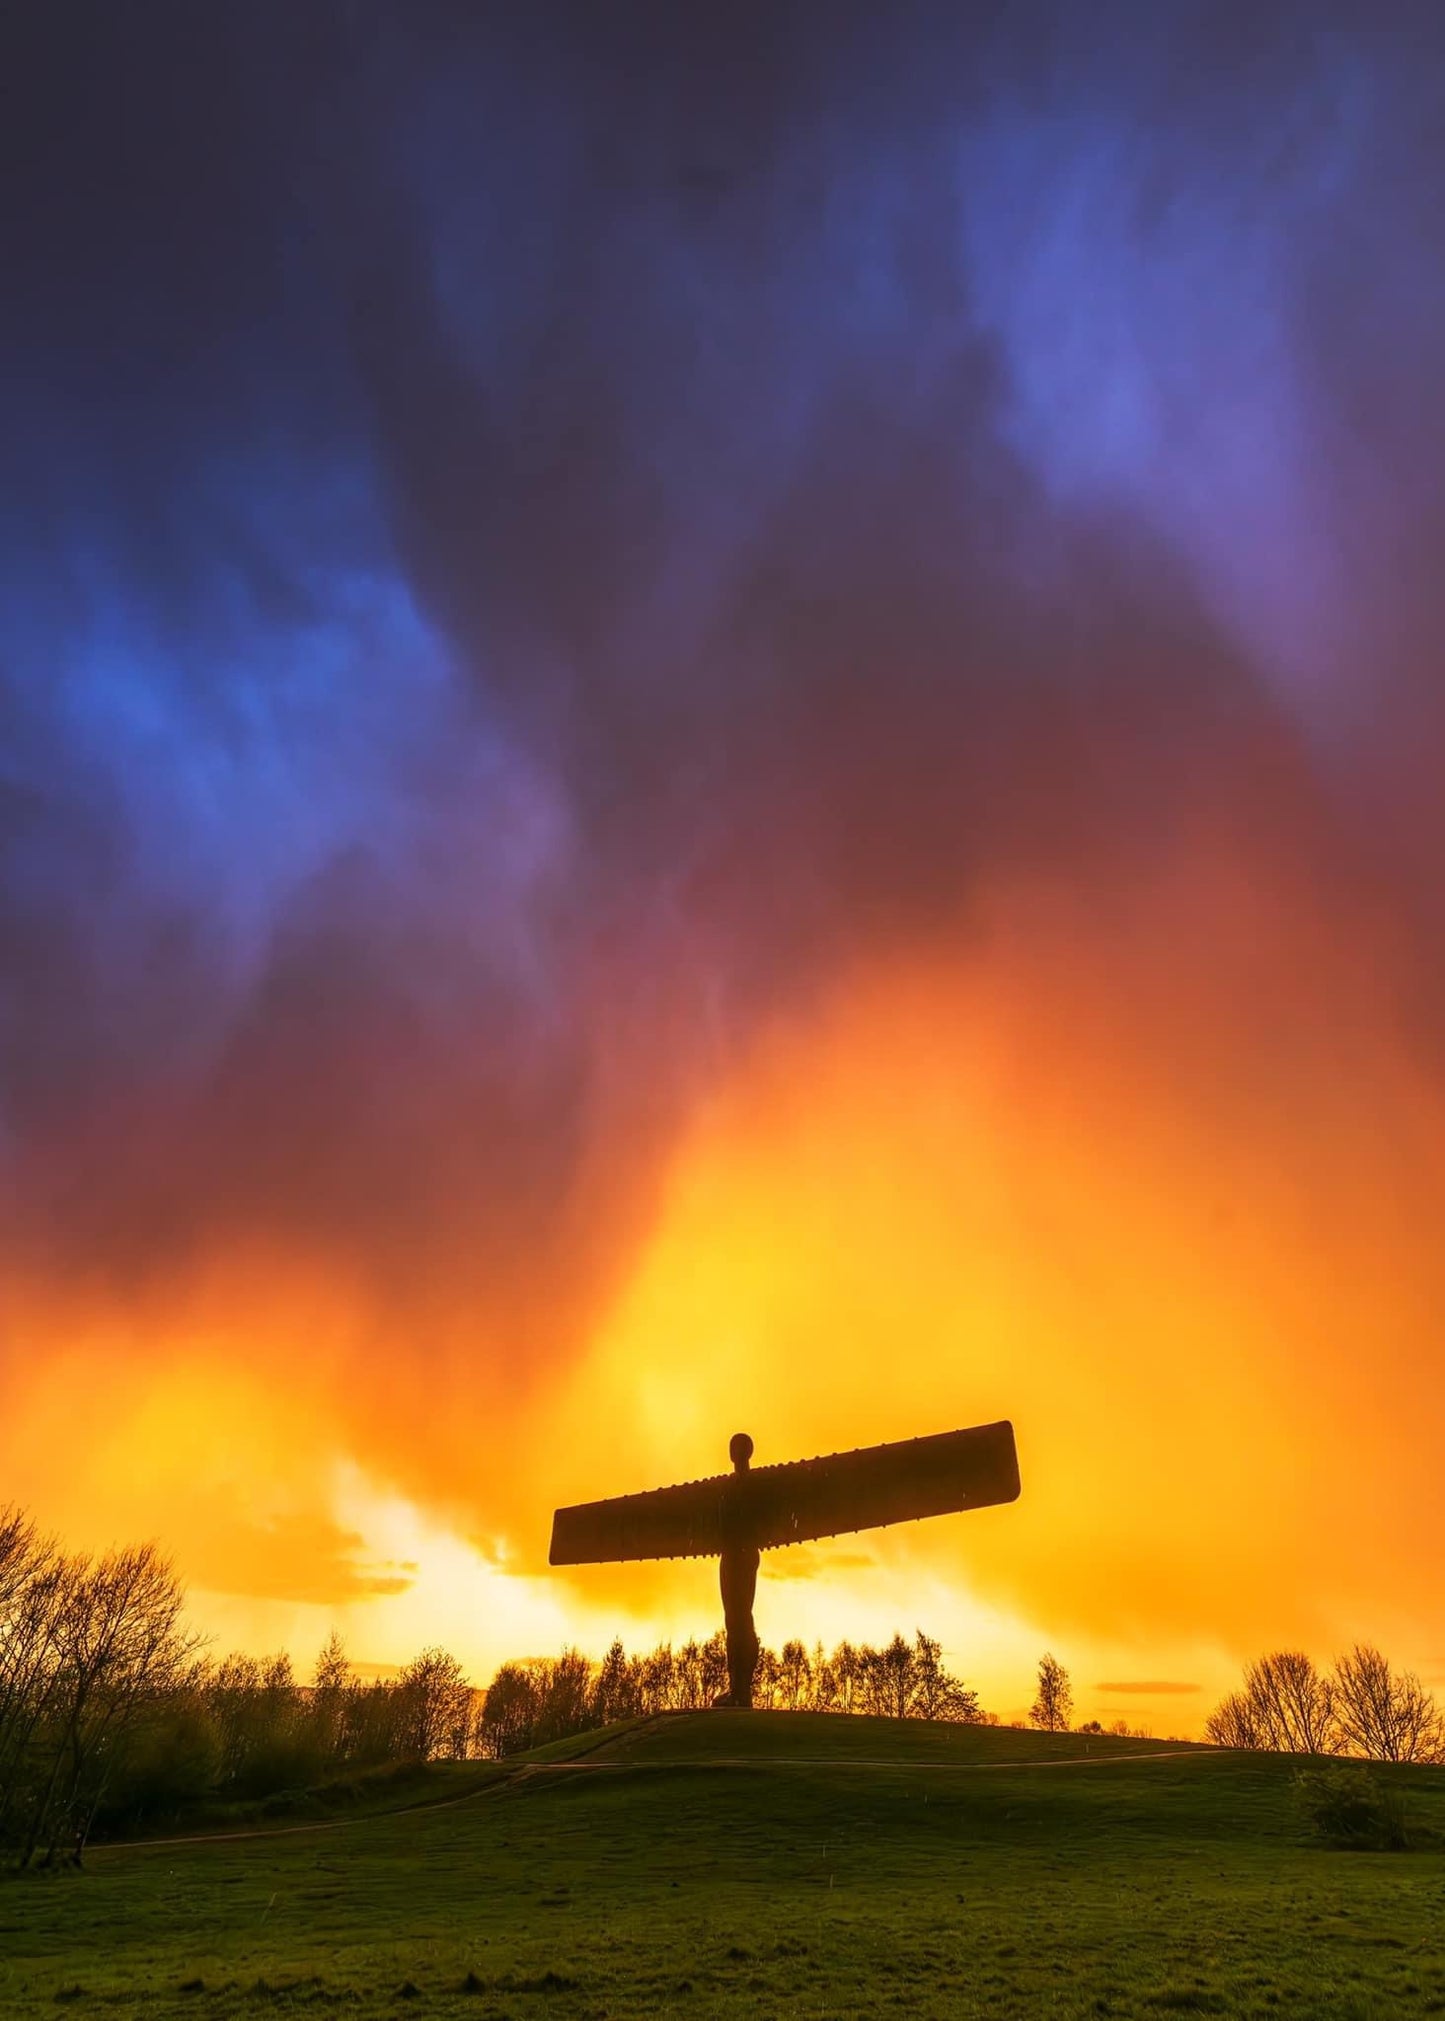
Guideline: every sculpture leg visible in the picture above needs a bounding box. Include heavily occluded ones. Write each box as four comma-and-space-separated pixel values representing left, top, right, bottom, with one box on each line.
717, 1544, 760, 1707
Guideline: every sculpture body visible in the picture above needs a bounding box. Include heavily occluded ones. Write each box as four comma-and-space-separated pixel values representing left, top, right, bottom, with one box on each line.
717, 1431, 761, 1705
550, 1418, 1020, 1709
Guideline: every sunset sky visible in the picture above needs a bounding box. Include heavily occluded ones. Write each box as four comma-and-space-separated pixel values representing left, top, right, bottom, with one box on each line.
4, 2, 1444, 1732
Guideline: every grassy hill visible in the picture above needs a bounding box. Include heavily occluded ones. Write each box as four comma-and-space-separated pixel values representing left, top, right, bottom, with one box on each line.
4, 1712, 1443, 2018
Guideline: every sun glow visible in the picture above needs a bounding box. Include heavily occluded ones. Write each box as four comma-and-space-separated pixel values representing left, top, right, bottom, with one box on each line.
5, 844, 1443, 1731
539, 858, 1445, 1715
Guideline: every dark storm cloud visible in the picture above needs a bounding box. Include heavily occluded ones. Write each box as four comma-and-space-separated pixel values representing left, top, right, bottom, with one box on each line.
2, 0, 1442, 1390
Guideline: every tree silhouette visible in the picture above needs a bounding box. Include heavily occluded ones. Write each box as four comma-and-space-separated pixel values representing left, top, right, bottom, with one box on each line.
1030, 1652, 1073, 1732
1333, 1645, 1444, 1764
1204, 1651, 1334, 1753
1206, 1645, 1442, 1763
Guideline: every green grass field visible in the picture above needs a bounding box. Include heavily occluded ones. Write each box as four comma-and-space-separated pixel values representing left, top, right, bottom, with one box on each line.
4, 1714, 1443, 2018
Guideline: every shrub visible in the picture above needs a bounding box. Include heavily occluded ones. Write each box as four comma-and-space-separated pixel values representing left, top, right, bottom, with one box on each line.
1293, 1762, 1409, 1851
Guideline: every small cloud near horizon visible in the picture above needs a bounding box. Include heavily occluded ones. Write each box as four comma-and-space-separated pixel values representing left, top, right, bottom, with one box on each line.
1096, 1680, 1200, 1695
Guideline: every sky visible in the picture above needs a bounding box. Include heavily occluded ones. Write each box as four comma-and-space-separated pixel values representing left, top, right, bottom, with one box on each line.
3, 1, 1444, 1729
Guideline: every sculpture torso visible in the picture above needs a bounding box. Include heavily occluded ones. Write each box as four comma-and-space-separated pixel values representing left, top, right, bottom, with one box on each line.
717, 1432, 761, 1705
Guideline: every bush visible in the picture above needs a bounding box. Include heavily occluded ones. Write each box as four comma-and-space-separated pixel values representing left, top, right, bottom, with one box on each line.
1293, 1762, 1409, 1851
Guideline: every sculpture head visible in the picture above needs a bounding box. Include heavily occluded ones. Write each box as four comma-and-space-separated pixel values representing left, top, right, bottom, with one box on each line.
729, 1431, 754, 1473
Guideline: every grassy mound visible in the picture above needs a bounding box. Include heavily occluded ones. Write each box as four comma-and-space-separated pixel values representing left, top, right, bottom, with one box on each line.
4, 1713, 1443, 2018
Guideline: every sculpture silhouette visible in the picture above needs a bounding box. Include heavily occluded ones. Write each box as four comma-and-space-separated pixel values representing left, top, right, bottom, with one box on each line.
718, 1431, 760, 1705
550, 1419, 1020, 1709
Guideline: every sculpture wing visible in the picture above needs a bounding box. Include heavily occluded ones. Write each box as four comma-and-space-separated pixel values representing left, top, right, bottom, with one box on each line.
548, 1419, 1019, 1564
549, 1472, 731, 1563
744, 1419, 1020, 1549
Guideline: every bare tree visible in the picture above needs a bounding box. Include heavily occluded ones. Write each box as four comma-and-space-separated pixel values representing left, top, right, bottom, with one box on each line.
811, 1641, 842, 1713
0, 1512, 67, 1852
20, 1544, 196, 1866
591, 1638, 640, 1725
1030, 1653, 1073, 1733
900, 1631, 983, 1723
1333, 1645, 1444, 1765
202, 1650, 311, 1792
309, 1632, 352, 1768
674, 1638, 708, 1711
753, 1643, 782, 1709
1241, 1651, 1337, 1754
0, 1507, 39, 1611
534, 1649, 592, 1747
1204, 1689, 1266, 1750
479, 1663, 537, 1757
910, 1632, 950, 1720
639, 1642, 676, 1716
700, 1630, 729, 1707
395, 1647, 474, 1760
778, 1639, 813, 1711
857, 1634, 914, 1719
831, 1640, 861, 1714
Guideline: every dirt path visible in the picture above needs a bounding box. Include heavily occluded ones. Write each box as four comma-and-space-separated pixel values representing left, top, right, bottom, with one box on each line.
514, 1745, 1211, 1774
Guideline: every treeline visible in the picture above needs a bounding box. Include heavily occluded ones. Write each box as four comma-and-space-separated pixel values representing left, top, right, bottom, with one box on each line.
2, 1502, 991, 1864
1206, 1647, 1444, 1763
481, 1630, 989, 1756
0, 1507, 480, 1866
